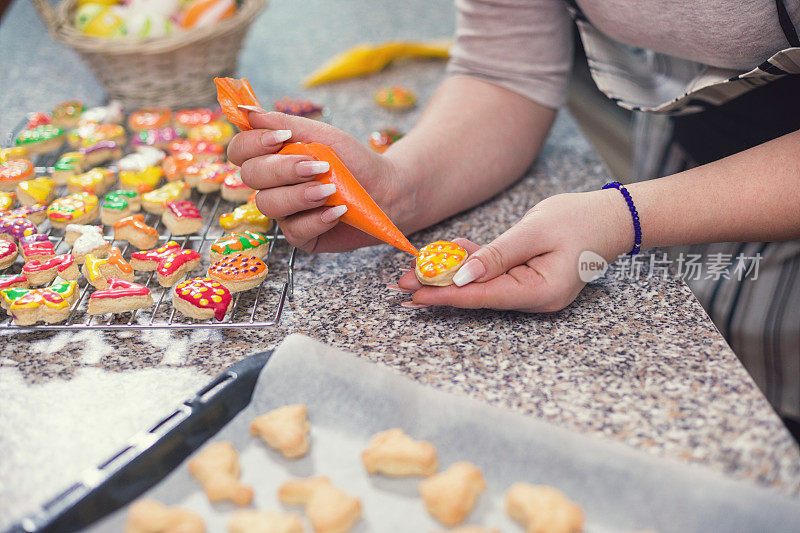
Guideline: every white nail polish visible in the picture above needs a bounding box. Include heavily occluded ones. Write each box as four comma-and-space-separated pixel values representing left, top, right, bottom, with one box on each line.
401, 301, 430, 309
272, 129, 292, 142
305, 161, 330, 174
452, 259, 484, 286
320, 205, 347, 223
305, 183, 337, 201
238, 104, 265, 112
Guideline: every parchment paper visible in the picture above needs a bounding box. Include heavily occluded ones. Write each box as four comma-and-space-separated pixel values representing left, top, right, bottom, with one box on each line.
90, 334, 800, 532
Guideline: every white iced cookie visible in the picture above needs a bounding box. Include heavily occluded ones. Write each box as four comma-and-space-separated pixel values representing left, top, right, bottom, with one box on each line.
125, 499, 204, 533
228, 509, 304, 533
187, 441, 253, 506
118, 145, 166, 172
415, 240, 468, 286
64, 223, 110, 264
361, 428, 438, 477
79, 100, 123, 125
278, 477, 361, 533
419, 462, 486, 527
250, 404, 310, 459
505, 483, 584, 533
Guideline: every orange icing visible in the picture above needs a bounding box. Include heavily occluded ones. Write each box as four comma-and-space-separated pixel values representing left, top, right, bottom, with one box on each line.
113, 213, 158, 236
416, 241, 467, 278
209, 254, 266, 281
85, 247, 132, 281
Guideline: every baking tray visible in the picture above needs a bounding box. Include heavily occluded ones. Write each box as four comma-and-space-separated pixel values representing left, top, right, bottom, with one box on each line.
8, 335, 800, 532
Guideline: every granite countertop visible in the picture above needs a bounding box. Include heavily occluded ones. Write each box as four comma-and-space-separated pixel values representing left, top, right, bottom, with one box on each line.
1, 0, 799, 528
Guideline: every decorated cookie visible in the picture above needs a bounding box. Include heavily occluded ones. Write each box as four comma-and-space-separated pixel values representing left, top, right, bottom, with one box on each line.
68, 123, 126, 148
187, 121, 234, 146
0, 218, 37, 244
0, 147, 28, 164
65, 224, 110, 263
15, 125, 65, 154
23, 253, 79, 286
0, 273, 28, 290
0, 192, 14, 212
250, 404, 310, 459
361, 428, 439, 477
0, 203, 47, 225
167, 139, 224, 159
78, 140, 122, 167
51, 100, 85, 129
156, 248, 201, 287
132, 128, 182, 150
125, 500, 204, 533
273, 97, 324, 119
78, 100, 123, 126
119, 166, 164, 193
128, 108, 172, 132
174, 107, 218, 129
505, 483, 584, 533
101, 189, 141, 225
82, 247, 134, 289
52, 151, 85, 185
208, 253, 267, 292
47, 192, 99, 228
142, 181, 190, 214
67, 167, 116, 195
162, 152, 199, 182
0, 159, 35, 191
0, 240, 18, 269
209, 231, 268, 262
113, 214, 159, 250
162, 200, 202, 236
278, 477, 361, 533
368, 128, 404, 153
16, 177, 56, 206
185, 161, 236, 193
118, 146, 165, 173
19, 233, 54, 261
220, 168, 254, 203
130, 241, 181, 271
1, 280, 78, 325
420, 462, 486, 527
25, 112, 52, 130
87, 277, 153, 316
187, 441, 251, 505
415, 240, 468, 286
374, 85, 417, 110
172, 277, 232, 321
219, 202, 272, 233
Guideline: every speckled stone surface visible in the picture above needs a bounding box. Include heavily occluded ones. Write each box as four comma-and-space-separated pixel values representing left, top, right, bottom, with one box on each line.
1, 0, 799, 529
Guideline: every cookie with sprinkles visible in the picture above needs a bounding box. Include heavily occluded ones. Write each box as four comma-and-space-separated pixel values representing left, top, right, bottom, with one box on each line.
0, 159, 34, 192
172, 277, 232, 321
0, 217, 37, 242
415, 240, 469, 286
14, 124, 65, 155
209, 231, 268, 263
87, 277, 153, 316
47, 192, 99, 228
220, 168, 254, 204
208, 253, 268, 293
0, 240, 18, 269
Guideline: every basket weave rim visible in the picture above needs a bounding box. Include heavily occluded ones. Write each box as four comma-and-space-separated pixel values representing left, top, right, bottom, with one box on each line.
37, 0, 267, 55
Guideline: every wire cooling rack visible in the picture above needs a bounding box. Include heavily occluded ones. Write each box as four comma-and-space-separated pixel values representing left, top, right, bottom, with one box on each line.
1, 128, 296, 332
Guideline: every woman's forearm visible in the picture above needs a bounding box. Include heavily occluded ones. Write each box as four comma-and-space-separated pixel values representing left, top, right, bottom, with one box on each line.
385, 75, 556, 232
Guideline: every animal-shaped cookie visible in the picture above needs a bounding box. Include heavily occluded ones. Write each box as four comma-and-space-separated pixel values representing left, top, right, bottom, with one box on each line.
361, 428, 438, 477
141, 181, 190, 214
67, 167, 116, 195
129, 241, 199, 287
162, 200, 202, 236
505, 483, 584, 533
0, 240, 18, 269
219, 202, 272, 233
207, 253, 268, 293
65, 224, 110, 263
209, 231, 268, 263
113, 214, 159, 250
187, 441, 253, 506
101, 190, 141, 225
47, 193, 99, 228
250, 404, 310, 459
278, 477, 362, 533
125, 499, 204, 533
171, 277, 231, 320
87, 278, 153, 315
419, 462, 486, 527
415, 241, 468, 286
16, 177, 56, 206
22, 253, 79, 285
228, 509, 304, 533
0, 280, 78, 325
82, 247, 134, 289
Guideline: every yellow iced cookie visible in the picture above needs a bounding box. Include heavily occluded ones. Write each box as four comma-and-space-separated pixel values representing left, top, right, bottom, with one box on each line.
219, 203, 271, 232
119, 166, 164, 193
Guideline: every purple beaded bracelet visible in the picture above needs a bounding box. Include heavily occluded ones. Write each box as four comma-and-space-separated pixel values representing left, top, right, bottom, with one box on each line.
602, 181, 641, 256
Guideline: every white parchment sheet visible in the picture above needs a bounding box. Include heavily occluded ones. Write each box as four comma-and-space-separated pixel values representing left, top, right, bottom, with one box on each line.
91, 334, 800, 532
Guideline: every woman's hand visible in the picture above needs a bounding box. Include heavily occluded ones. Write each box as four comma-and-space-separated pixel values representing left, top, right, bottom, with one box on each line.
228, 109, 409, 253
396, 190, 632, 312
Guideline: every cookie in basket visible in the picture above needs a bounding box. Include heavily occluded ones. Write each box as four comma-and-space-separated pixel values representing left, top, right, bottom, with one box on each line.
172, 277, 232, 320
1, 280, 78, 325
132, 128, 182, 151
22, 253, 79, 286
118, 146, 165, 173
67, 167, 116, 195
142, 181, 190, 214
162, 200, 202, 236
65, 224, 110, 263
14, 125, 65, 155
0, 273, 28, 290
82, 247, 134, 289
505, 483, 584, 533
78, 140, 122, 168
250, 404, 310, 459
120, 166, 164, 193
156, 249, 201, 287
19, 234, 55, 262
51, 100, 85, 129
113, 214, 159, 250
0, 159, 35, 191
219, 202, 272, 233
68, 123, 126, 149
125, 499, 204, 533
187, 120, 234, 146
16, 177, 56, 206
101, 190, 141, 225
278, 477, 362, 533
207, 253, 267, 292
361, 428, 439, 477
415, 241, 469, 286
168, 139, 224, 159
228, 510, 303, 533
0, 203, 47, 225
0, 240, 18, 269
47, 192, 99, 228
173, 108, 218, 129
187, 441, 252, 505
220, 169, 254, 203
0, 217, 38, 242
52, 152, 85, 185
128, 108, 172, 132
209, 230, 268, 263
419, 462, 486, 527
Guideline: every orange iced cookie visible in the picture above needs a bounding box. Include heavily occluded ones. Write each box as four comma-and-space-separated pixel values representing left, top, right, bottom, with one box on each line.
207, 253, 267, 292
113, 214, 159, 250
0, 160, 35, 192
128, 108, 172, 132
374, 85, 416, 110
415, 241, 468, 286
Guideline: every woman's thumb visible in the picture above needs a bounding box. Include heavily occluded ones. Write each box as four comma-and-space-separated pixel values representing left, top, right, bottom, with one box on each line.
452, 223, 540, 286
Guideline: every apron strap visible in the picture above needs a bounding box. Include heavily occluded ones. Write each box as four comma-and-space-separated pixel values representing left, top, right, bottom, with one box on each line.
776, 0, 800, 47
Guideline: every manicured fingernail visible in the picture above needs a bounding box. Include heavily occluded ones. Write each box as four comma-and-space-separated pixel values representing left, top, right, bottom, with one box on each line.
401, 301, 430, 309
452, 258, 485, 286
296, 160, 329, 176
386, 283, 413, 293
261, 129, 291, 145
305, 183, 336, 202
399, 267, 412, 273
320, 205, 347, 223
238, 104, 267, 113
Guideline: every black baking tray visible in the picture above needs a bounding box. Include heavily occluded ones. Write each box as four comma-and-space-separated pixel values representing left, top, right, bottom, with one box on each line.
5, 350, 273, 533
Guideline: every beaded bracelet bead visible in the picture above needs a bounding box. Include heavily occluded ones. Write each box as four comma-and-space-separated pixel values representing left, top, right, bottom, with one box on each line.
602, 181, 641, 256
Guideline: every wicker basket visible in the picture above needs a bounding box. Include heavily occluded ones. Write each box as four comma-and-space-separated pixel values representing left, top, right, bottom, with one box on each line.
30, 0, 267, 108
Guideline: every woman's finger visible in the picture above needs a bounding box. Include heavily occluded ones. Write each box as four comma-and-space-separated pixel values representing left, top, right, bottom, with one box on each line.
278, 205, 349, 252
396, 238, 479, 291
227, 128, 293, 166
254, 181, 338, 219
241, 154, 329, 190
243, 110, 337, 143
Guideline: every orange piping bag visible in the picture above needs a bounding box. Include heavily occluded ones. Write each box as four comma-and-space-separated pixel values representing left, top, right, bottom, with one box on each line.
214, 77, 261, 131
279, 142, 418, 256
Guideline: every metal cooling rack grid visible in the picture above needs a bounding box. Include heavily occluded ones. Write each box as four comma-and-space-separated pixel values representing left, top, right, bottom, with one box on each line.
0, 141, 297, 332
